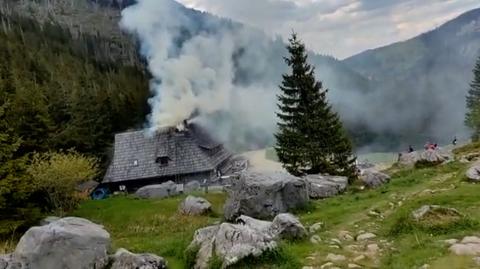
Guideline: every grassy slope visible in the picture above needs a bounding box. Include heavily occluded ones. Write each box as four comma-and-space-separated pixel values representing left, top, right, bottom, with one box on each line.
2, 144, 475, 268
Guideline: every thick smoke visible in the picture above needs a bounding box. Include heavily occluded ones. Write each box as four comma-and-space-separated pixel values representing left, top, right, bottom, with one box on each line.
120, 0, 278, 149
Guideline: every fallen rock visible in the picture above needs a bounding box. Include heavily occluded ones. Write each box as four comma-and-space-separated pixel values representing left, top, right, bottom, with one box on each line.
356, 233, 377, 241
466, 161, 480, 182
179, 196, 212, 216
320, 262, 335, 269
326, 253, 346, 262
309, 222, 324, 233
184, 180, 202, 193
360, 170, 390, 188
14, 217, 110, 269
111, 248, 167, 269
223, 171, 309, 221
135, 181, 178, 199
270, 213, 307, 240
411, 205, 462, 221
348, 264, 362, 269
187, 222, 277, 269
305, 175, 348, 199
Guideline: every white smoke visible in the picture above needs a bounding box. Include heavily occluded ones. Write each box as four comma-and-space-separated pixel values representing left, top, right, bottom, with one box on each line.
120, 0, 277, 148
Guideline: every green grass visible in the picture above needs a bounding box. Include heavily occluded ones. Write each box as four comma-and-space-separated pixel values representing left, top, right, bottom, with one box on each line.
4, 146, 480, 268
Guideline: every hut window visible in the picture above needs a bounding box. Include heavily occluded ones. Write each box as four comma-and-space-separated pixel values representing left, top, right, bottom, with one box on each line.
133, 160, 138, 166
156, 156, 169, 166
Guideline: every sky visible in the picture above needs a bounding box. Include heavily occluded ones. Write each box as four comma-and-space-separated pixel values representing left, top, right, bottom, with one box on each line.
176, 0, 480, 59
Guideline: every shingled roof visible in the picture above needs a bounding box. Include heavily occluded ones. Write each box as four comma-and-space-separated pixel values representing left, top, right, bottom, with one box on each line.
103, 124, 232, 183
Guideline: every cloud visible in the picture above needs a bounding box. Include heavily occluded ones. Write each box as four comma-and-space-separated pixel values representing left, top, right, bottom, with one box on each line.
176, 0, 480, 58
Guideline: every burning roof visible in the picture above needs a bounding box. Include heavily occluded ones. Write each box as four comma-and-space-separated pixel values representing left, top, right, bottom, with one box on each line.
103, 123, 232, 184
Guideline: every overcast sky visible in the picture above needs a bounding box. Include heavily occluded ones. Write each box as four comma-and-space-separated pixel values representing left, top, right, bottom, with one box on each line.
176, 0, 480, 59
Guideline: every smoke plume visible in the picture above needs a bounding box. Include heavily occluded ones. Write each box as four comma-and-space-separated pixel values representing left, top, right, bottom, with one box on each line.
120, 0, 278, 149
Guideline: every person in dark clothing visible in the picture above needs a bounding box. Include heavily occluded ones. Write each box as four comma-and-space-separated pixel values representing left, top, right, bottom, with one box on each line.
408, 145, 414, 153
453, 136, 458, 146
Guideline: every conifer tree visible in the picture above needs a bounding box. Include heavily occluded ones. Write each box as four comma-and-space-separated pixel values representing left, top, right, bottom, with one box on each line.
275, 33, 357, 179
466, 56, 480, 140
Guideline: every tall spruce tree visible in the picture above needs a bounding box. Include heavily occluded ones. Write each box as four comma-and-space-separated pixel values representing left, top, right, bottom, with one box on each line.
466, 55, 480, 140
275, 33, 357, 179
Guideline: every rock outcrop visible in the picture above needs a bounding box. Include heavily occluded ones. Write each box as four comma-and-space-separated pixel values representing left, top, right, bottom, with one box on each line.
466, 161, 480, 182
13, 217, 111, 269
179, 196, 212, 216
360, 169, 390, 188
304, 175, 348, 199
398, 149, 453, 167
223, 172, 309, 221
188, 214, 305, 269
110, 248, 167, 269
135, 181, 178, 199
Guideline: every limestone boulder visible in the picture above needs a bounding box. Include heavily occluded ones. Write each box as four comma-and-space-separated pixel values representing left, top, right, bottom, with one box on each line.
466, 161, 480, 182
110, 248, 167, 269
179, 196, 212, 216
223, 172, 309, 221
304, 175, 348, 199
187, 223, 277, 269
412, 205, 461, 221
360, 170, 390, 188
13, 217, 110, 269
184, 180, 202, 193
135, 181, 178, 199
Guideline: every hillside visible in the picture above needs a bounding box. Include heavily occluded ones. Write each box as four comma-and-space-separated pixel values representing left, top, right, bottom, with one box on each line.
26, 144, 477, 269
343, 7, 480, 147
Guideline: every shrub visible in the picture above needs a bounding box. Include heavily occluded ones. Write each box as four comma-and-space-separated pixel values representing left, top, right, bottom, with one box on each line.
28, 151, 99, 214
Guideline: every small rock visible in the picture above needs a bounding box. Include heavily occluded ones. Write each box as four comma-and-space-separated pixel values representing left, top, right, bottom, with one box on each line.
356, 233, 377, 241
353, 255, 366, 262
321, 262, 335, 269
309, 222, 324, 233
270, 213, 307, 240
310, 235, 322, 244
411, 205, 461, 221
135, 181, 178, 199
419, 264, 430, 269
444, 239, 459, 245
473, 257, 480, 265
360, 169, 390, 188
348, 264, 362, 269
466, 161, 480, 182
302, 267, 315, 269
326, 253, 347, 262
338, 231, 354, 241
461, 236, 480, 244
330, 238, 342, 245
449, 243, 480, 255
110, 248, 167, 269
179, 196, 212, 216
345, 244, 362, 253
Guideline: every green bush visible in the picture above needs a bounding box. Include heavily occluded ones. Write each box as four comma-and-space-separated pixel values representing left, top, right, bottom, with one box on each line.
27, 151, 99, 214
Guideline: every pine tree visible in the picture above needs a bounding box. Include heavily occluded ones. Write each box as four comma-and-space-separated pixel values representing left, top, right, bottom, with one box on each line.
466, 56, 480, 140
275, 33, 357, 179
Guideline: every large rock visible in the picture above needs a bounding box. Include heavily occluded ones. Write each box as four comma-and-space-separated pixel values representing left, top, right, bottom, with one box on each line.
0, 254, 22, 269
305, 175, 348, 199
223, 172, 309, 221
179, 196, 212, 216
398, 149, 453, 167
135, 181, 178, 199
13, 217, 110, 269
110, 248, 167, 269
188, 223, 277, 269
184, 180, 202, 193
466, 161, 480, 182
360, 169, 390, 188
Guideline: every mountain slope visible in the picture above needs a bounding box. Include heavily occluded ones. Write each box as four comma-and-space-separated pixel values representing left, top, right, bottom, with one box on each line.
343, 7, 480, 147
